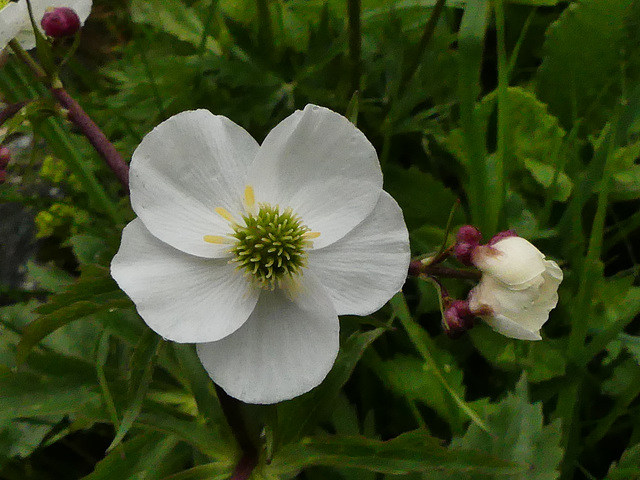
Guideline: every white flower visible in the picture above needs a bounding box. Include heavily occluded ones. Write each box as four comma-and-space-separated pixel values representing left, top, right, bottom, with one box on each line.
468, 236, 562, 340
0, 0, 92, 50
111, 105, 410, 404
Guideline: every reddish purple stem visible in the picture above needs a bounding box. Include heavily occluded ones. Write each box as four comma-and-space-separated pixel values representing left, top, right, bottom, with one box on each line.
0, 101, 28, 127
409, 260, 481, 280
51, 88, 129, 190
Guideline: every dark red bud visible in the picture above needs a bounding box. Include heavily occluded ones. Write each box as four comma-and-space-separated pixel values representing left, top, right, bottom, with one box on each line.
443, 299, 475, 338
41, 7, 81, 38
0, 145, 10, 169
488, 229, 518, 246
456, 225, 482, 244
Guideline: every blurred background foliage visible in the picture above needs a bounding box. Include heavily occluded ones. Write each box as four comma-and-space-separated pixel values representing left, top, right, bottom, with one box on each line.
1, 0, 640, 479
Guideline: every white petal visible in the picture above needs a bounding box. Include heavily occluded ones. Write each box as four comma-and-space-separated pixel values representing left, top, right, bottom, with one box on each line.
473, 237, 546, 288
308, 191, 410, 316
0, 1, 28, 50
248, 105, 383, 249
111, 219, 259, 343
196, 274, 339, 404
130, 110, 259, 258
483, 314, 542, 341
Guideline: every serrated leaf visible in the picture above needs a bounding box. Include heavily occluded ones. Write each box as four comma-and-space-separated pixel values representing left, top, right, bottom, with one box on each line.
606, 442, 640, 480
536, 0, 636, 130
444, 376, 563, 480
268, 430, 525, 476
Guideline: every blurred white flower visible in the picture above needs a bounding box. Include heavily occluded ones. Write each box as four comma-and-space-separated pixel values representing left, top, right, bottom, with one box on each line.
111, 105, 410, 404
469, 236, 563, 340
0, 0, 92, 50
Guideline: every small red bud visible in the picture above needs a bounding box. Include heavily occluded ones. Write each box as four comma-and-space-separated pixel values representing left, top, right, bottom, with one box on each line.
0, 145, 10, 167
443, 299, 475, 338
454, 225, 482, 266
456, 225, 482, 244
41, 7, 81, 38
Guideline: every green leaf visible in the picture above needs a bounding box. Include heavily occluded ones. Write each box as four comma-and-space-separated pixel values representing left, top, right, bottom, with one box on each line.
376, 353, 469, 433
82, 432, 180, 480
469, 327, 566, 383
268, 430, 525, 476
107, 330, 163, 452
446, 376, 563, 480
536, 0, 636, 130
392, 294, 490, 433
130, 0, 222, 54
156, 464, 232, 480
383, 165, 462, 233
16, 266, 131, 364
0, 370, 100, 422
606, 442, 640, 480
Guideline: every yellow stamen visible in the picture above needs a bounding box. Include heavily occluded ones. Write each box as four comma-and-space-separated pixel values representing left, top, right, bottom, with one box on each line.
304, 231, 321, 239
203, 235, 234, 244
243, 185, 256, 214
215, 207, 235, 223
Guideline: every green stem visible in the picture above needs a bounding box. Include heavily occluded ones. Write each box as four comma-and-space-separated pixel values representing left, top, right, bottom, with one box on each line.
493, 0, 508, 233
0, 59, 123, 224
458, 0, 490, 231
347, 0, 362, 94
399, 0, 447, 92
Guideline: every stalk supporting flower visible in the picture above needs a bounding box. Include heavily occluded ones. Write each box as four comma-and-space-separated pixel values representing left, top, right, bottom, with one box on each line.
111, 104, 411, 404
0, 0, 92, 50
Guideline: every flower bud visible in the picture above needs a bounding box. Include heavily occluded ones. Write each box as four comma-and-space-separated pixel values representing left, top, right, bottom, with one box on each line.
442, 299, 475, 338
41, 7, 81, 38
0, 145, 10, 169
454, 225, 482, 266
468, 235, 563, 340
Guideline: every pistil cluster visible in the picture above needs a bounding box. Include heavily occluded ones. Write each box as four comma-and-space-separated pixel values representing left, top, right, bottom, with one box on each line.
230, 204, 312, 289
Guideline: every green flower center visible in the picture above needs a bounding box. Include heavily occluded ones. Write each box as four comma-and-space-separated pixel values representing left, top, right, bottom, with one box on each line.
231, 204, 312, 289
204, 186, 320, 290
0, 0, 11, 10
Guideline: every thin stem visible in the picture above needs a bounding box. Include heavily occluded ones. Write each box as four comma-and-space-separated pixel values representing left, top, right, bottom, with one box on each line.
0, 101, 28, 127
214, 384, 258, 479
408, 260, 481, 281
9, 39, 48, 80
51, 88, 129, 190
347, 0, 361, 94
399, 0, 447, 92
9, 39, 130, 190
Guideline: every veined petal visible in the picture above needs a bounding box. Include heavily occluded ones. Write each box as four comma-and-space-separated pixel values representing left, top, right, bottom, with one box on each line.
470, 277, 551, 332
483, 314, 542, 341
0, 1, 27, 49
473, 237, 546, 288
111, 219, 259, 343
196, 274, 339, 404
130, 110, 259, 258
248, 105, 383, 249
308, 191, 410, 316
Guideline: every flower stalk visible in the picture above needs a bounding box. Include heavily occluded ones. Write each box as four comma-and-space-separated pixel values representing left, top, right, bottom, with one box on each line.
8, 38, 130, 190
215, 385, 258, 480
